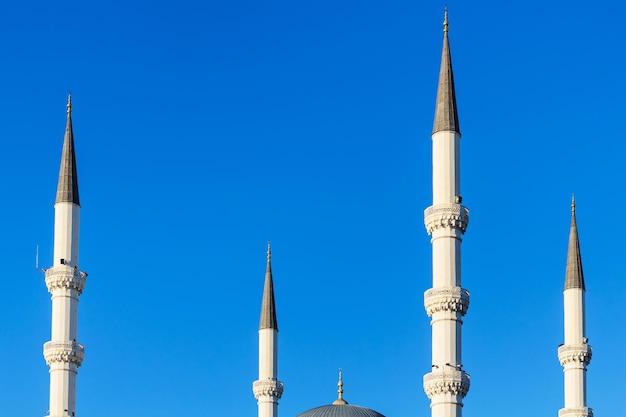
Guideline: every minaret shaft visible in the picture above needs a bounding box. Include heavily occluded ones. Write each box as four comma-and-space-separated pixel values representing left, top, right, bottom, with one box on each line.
423, 12, 469, 417
259, 329, 278, 379
432, 132, 461, 205
44, 96, 86, 417
53, 204, 80, 268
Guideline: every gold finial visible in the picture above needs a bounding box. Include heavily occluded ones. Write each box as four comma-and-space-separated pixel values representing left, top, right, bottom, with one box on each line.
267, 241, 271, 261
443, 5, 449, 33
571, 194, 576, 214
332, 368, 348, 405
67, 93, 72, 115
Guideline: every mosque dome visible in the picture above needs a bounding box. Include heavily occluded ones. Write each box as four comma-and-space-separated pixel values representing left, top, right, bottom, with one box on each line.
296, 370, 386, 417
296, 404, 385, 417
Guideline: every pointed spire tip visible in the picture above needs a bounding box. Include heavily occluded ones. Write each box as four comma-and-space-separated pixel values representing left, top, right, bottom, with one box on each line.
66, 93, 72, 115
571, 194, 576, 213
443, 5, 449, 33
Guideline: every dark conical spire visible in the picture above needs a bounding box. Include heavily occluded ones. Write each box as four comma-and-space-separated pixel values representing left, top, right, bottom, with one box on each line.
432, 8, 460, 136
55, 94, 80, 206
565, 195, 585, 290
259, 242, 278, 330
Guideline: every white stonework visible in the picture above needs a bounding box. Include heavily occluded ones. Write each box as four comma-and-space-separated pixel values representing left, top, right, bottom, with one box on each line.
424, 126, 469, 417
45, 199, 87, 417
560, 288, 592, 416
254, 328, 283, 417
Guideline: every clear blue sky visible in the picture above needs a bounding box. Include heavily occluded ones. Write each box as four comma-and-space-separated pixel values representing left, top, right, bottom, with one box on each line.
0, 1, 624, 416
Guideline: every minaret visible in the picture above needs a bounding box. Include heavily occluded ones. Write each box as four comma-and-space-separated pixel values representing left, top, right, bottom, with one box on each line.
43, 94, 87, 417
423, 10, 470, 417
253, 243, 284, 417
558, 196, 593, 417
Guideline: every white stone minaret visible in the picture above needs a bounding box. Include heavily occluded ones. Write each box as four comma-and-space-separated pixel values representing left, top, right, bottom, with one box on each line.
43, 95, 87, 417
558, 197, 593, 417
253, 243, 284, 417
423, 10, 470, 417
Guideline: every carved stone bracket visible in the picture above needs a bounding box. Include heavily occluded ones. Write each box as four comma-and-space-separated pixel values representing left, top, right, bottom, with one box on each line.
558, 344, 592, 366
423, 370, 470, 399
253, 379, 284, 399
43, 341, 84, 367
424, 204, 469, 235
45, 265, 87, 294
559, 407, 593, 417
424, 287, 470, 317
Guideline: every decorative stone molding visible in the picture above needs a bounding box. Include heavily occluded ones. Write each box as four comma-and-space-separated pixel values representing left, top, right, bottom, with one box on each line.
423, 370, 470, 399
424, 287, 470, 317
253, 380, 284, 399
558, 344, 592, 366
45, 265, 87, 294
559, 407, 593, 417
43, 341, 84, 367
424, 204, 469, 235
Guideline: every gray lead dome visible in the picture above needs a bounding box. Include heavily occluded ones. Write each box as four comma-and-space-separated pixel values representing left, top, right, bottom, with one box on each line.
296, 404, 386, 417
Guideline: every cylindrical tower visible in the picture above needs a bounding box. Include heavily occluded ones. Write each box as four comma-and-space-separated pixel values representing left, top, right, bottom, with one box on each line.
43, 95, 87, 417
423, 10, 470, 417
558, 197, 592, 417
253, 243, 283, 417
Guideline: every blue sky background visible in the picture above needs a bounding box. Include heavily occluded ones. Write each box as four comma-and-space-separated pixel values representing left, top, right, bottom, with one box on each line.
0, 1, 625, 416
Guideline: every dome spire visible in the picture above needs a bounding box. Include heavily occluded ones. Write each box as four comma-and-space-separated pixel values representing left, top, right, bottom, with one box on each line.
332, 369, 348, 405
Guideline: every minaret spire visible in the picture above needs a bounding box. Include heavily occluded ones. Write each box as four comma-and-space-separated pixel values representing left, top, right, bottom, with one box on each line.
559, 197, 592, 417
565, 195, 585, 290
253, 243, 284, 417
423, 9, 470, 417
433, 7, 460, 135
44, 96, 87, 417
260, 242, 278, 330
55, 93, 80, 206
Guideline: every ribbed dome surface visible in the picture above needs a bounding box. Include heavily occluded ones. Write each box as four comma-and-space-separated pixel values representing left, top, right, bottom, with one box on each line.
296, 404, 385, 417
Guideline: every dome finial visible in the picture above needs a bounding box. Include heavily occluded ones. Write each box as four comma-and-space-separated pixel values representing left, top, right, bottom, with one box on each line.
267, 241, 271, 261
332, 368, 348, 405
67, 93, 72, 116
571, 194, 576, 214
443, 5, 449, 33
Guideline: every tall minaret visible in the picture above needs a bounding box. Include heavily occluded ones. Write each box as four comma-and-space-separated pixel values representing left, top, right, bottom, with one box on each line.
43, 94, 87, 417
423, 10, 470, 417
253, 243, 284, 417
558, 197, 593, 417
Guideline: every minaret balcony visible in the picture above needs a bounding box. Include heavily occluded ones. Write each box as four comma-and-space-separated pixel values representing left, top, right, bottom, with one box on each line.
253, 379, 284, 399
558, 344, 592, 366
43, 340, 84, 367
423, 370, 470, 399
424, 287, 470, 317
558, 407, 593, 417
424, 204, 469, 235
45, 265, 87, 294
